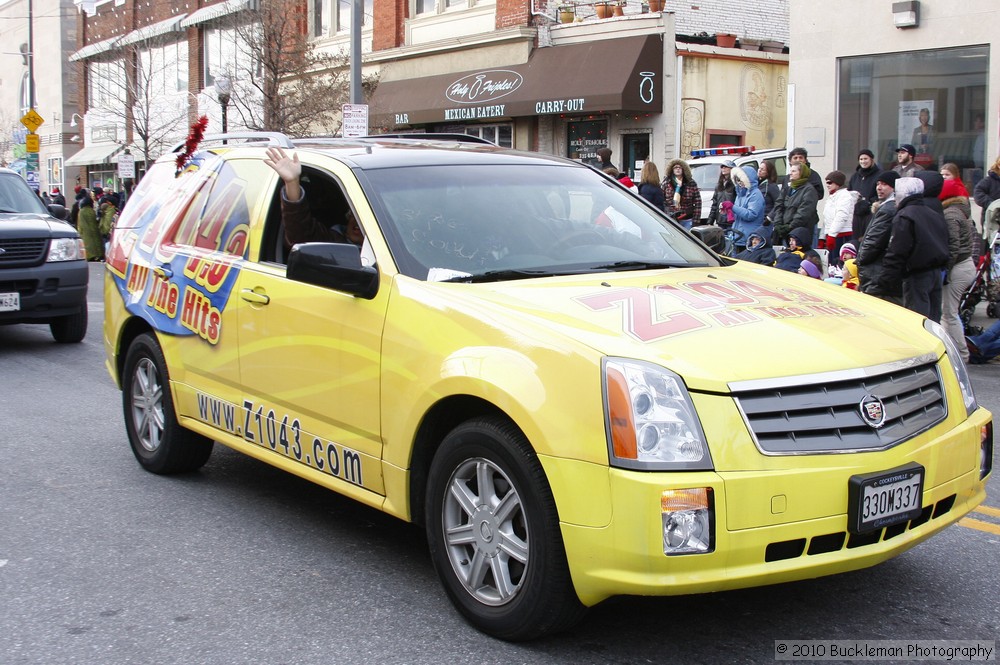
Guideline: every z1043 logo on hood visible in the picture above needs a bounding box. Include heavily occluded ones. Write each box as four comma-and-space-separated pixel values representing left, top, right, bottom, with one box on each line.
446, 71, 523, 104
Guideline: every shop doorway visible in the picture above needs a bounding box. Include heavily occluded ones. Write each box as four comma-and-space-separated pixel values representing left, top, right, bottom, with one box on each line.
621, 134, 650, 180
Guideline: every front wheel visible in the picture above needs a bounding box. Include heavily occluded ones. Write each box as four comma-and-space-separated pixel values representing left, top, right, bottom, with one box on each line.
121, 333, 213, 474
425, 417, 585, 640
49, 308, 87, 343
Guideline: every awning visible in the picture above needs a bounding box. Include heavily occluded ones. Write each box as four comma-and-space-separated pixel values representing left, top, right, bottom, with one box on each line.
64, 144, 126, 167
181, 0, 249, 27
369, 35, 663, 127
119, 14, 188, 46
69, 35, 122, 62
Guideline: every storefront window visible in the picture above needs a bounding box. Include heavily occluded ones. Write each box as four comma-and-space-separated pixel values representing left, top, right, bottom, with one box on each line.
838, 45, 989, 188
567, 119, 607, 168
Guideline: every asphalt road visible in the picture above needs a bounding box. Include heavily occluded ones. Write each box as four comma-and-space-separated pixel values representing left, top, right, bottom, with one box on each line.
1, 262, 997, 664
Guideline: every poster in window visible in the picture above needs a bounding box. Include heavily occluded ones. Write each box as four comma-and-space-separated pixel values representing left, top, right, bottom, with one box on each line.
899, 100, 934, 159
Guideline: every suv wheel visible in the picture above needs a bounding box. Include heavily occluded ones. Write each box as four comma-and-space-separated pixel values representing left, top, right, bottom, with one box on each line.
49, 308, 87, 343
122, 333, 213, 474
425, 416, 585, 640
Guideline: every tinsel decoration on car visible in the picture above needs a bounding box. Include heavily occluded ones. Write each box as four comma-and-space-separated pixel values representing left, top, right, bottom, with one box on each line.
176, 115, 209, 177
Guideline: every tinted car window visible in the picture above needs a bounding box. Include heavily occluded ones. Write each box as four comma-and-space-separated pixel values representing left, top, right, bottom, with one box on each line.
0, 173, 47, 215
363, 163, 720, 280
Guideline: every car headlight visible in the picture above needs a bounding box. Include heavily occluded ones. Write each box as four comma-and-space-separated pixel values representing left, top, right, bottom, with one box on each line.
924, 319, 977, 416
603, 358, 713, 470
47, 237, 87, 262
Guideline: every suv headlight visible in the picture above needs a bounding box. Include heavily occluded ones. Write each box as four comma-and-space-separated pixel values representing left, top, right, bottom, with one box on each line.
603, 358, 713, 470
924, 319, 977, 416
47, 237, 87, 262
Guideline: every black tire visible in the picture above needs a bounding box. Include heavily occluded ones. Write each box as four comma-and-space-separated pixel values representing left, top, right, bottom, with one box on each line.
49, 308, 87, 343
121, 333, 213, 474
425, 416, 585, 640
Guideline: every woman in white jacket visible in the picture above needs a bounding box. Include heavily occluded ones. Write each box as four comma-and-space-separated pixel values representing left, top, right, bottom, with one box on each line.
822, 170, 859, 266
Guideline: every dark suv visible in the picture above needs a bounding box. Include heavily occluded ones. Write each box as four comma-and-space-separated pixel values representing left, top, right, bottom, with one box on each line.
0, 168, 88, 342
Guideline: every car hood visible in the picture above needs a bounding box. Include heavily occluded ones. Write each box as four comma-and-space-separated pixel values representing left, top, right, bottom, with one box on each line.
432, 262, 939, 393
0, 213, 77, 237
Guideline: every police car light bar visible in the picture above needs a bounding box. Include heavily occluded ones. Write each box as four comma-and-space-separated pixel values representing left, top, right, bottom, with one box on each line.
690, 145, 756, 158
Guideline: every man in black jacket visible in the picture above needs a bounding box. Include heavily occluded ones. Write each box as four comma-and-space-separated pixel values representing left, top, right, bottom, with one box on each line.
848, 149, 881, 240
857, 171, 901, 304
876, 176, 949, 321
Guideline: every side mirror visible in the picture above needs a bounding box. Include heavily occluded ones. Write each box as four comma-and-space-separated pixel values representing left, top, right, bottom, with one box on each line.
287, 242, 379, 299
48, 203, 70, 221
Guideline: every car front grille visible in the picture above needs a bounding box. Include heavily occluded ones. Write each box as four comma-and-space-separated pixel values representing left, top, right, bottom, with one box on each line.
0, 238, 48, 265
731, 356, 946, 455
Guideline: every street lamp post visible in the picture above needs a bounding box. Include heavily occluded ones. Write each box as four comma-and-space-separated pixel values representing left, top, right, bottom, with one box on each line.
215, 76, 231, 141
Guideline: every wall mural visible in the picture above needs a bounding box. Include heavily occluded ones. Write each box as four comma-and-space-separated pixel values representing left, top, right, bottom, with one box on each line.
681, 99, 705, 158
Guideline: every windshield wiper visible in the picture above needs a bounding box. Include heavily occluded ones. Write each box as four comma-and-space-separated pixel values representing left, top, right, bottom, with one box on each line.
591, 260, 697, 271
441, 268, 567, 283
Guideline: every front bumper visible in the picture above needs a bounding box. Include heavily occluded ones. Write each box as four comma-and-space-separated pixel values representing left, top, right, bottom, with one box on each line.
0, 259, 89, 324
553, 407, 991, 607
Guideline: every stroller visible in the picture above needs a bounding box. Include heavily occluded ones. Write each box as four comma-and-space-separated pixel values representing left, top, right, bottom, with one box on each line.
959, 230, 1000, 335
690, 225, 746, 257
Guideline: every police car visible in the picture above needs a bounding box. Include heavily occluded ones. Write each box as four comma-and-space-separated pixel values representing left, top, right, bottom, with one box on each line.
687, 146, 787, 222
104, 133, 991, 640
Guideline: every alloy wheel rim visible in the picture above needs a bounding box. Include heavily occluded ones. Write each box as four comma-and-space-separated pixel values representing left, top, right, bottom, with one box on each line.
130, 357, 165, 452
442, 457, 529, 606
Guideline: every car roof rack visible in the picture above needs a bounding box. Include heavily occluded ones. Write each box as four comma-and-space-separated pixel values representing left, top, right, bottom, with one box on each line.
169, 132, 295, 153
358, 132, 497, 145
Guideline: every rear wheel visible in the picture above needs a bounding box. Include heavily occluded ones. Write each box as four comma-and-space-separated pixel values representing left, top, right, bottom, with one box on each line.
425, 416, 585, 640
122, 333, 213, 474
49, 308, 87, 343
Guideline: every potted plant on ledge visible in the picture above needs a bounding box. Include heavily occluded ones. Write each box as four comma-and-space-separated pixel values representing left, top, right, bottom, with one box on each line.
558, 4, 575, 22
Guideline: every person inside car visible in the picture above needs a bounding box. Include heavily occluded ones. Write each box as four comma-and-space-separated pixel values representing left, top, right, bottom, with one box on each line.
264, 146, 364, 248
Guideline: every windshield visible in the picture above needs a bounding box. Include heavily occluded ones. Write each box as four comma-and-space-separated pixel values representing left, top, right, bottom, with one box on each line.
363, 162, 721, 281
0, 173, 48, 215
689, 163, 722, 191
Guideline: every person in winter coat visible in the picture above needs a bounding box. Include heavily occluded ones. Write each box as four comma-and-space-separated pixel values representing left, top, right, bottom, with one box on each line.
757, 160, 781, 220
775, 226, 812, 272
822, 170, 858, 263
876, 177, 950, 322
779, 147, 825, 200
77, 194, 103, 261
728, 165, 765, 252
707, 161, 737, 227
914, 170, 945, 215
637, 161, 666, 212
660, 159, 700, 228
848, 149, 881, 240
973, 155, 1000, 236
98, 194, 119, 242
771, 163, 819, 246
735, 226, 775, 266
840, 244, 860, 290
939, 178, 978, 361
856, 171, 901, 304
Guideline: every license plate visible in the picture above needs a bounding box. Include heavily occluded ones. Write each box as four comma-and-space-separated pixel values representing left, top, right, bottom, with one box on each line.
847, 463, 924, 534
0, 292, 20, 312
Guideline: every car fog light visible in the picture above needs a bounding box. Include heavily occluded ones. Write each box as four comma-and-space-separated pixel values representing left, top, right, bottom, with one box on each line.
981, 422, 993, 480
661, 488, 714, 555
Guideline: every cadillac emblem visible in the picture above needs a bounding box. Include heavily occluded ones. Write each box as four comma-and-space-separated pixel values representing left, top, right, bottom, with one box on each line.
859, 394, 887, 429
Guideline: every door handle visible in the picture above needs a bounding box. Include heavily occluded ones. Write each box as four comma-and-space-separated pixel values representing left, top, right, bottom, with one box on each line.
152, 265, 173, 279
240, 288, 270, 305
